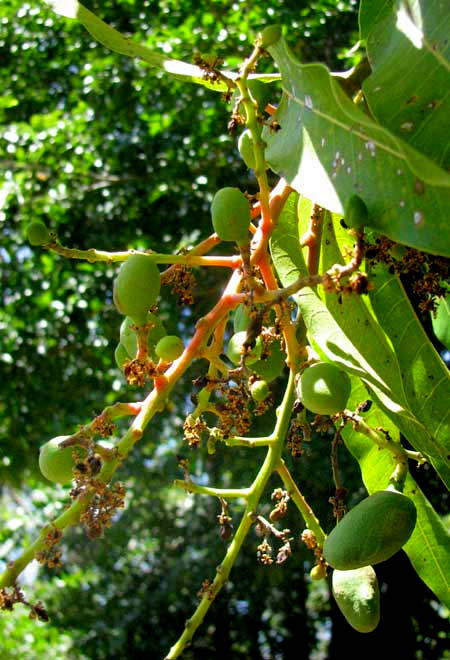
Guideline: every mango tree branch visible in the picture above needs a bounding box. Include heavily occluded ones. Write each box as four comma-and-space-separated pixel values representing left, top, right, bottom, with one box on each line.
166, 370, 298, 659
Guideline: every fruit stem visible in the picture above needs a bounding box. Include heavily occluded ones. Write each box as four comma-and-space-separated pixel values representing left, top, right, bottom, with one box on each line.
173, 480, 250, 499
277, 460, 326, 547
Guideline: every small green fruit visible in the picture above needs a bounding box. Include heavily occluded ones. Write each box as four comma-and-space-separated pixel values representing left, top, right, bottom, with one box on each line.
211, 187, 251, 245
344, 194, 368, 230
298, 362, 351, 415
120, 313, 166, 361
332, 566, 380, 633
323, 490, 417, 570
250, 380, 270, 402
431, 294, 450, 351
39, 436, 75, 484
114, 342, 129, 371
155, 335, 184, 362
113, 255, 161, 326
226, 331, 263, 365
310, 563, 327, 581
259, 25, 282, 48
252, 339, 285, 382
27, 221, 51, 246
238, 130, 256, 170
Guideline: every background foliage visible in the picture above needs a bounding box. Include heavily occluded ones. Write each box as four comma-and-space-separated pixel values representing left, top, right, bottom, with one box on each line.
0, 1, 448, 657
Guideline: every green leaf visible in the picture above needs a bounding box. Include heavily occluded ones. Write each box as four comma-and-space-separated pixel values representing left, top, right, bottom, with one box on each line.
431, 294, 450, 351
263, 37, 450, 256
368, 261, 450, 486
0, 96, 19, 110
359, 0, 394, 41
270, 199, 450, 602
270, 196, 450, 488
362, 0, 450, 169
341, 377, 450, 609
46, 0, 235, 91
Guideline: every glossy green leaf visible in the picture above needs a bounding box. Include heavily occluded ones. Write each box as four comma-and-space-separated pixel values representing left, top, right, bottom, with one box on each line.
319, 216, 450, 487
46, 0, 232, 91
263, 37, 450, 256
367, 261, 450, 485
362, 0, 450, 169
271, 198, 450, 605
359, 0, 393, 41
46, 1, 280, 93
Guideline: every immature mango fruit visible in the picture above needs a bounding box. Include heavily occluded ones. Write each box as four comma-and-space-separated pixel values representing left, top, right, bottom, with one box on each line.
298, 362, 351, 415
113, 255, 161, 326
259, 25, 282, 48
238, 130, 256, 170
114, 342, 129, 371
27, 221, 51, 246
39, 436, 75, 484
310, 563, 327, 581
332, 566, 380, 633
211, 187, 251, 245
227, 331, 263, 365
344, 194, 368, 230
250, 379, 270, 402
120, 313, 166, 361
252, 339, 285, 382
155, 335, 184, 362
323, 489, 417, 570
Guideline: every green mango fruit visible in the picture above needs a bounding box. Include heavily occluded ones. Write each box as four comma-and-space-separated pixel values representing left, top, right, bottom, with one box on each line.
323, 489, 417, 570
27, 221, 51, 246
120, 313, 166, 361
211, 187, 251, 245
39, 436, 75, 485
113, 255, 161, 326
238, 129, 256, 170
252, 339, 286, 382
259, 25, 282, 48
332, 566, 380, 633
114, 342, 129, 371
155, 335, 184, 362
226, 331, 263, 365
250, 379, 269, 402
298, 362, 351, 415
310, 563, 327, 581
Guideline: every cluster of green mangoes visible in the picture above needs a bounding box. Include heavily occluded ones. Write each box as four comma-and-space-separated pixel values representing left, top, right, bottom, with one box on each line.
225, 304, 287, 401
114, 315, 184, 370
323, 489, 417, 632
112, 255, 184, 369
